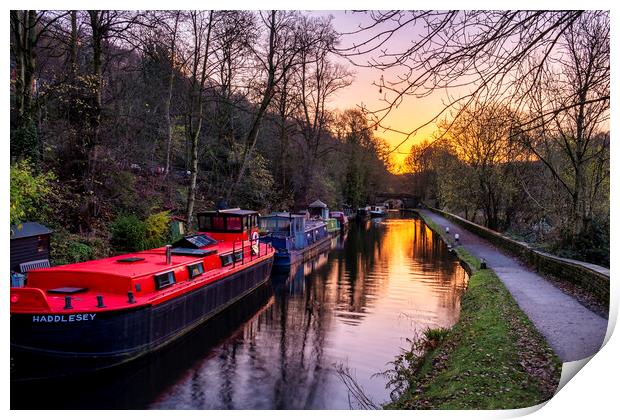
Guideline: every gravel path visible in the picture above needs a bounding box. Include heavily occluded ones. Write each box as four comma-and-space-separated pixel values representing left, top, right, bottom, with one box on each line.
419, 210, 608, 362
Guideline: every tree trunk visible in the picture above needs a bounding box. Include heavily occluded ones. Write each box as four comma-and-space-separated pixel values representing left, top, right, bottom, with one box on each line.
185, 122, 201, 227
164, 12, 180, 176
226, 83, 274, 202
10, 10, 38, 160
569, 164, 587, 241
89, 11, 103, 153
70, 11, 78, 79
225, 11, 278, 202
185, 11, 213, 227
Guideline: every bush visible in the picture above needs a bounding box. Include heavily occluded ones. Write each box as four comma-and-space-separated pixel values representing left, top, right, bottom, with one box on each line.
144, 211, 171, 248
110, 214, 148, 252
10, 159, 55, 227
556, 219, 610, 267
50, 229, 111, 265
110, 211, 171, 253
11, 118, 38, 162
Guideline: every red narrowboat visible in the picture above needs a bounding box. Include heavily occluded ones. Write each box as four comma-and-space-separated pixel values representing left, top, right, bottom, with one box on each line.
10, 209, 274, 378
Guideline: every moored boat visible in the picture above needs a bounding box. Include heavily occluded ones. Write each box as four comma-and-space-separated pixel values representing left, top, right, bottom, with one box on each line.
10, 209, 274, 378
308, 199, 340, 235
329, 211, 348, 231
259, 212, 331, 268
356, 206, 371, 220
369, 205, 387, 218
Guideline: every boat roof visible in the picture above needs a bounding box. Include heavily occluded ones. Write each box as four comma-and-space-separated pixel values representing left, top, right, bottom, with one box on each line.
11, 222, 52, 239
308, 199, 327, 208
260, 212, 305, 220
198, 208, 258, 216
32, 248, 206, 279
306, 220, 326, 229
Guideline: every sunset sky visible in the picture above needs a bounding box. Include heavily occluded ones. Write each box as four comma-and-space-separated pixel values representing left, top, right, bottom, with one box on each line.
313, 11, 452, 172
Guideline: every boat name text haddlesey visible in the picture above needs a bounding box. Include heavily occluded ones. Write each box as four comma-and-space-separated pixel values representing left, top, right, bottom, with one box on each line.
32, 314, 97, 323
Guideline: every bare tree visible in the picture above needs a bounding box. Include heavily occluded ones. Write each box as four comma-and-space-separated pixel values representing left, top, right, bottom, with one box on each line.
337, 11, 609, 156
183, 11, 215, 226
269, 62, 297, 205
226, 10, 304, 202
293, 15, 353, 202
163, 11, 181, 176
84, 11, 144, 170
10, 10, 68, 160
441, 102, 522, 229
212, 11, 256, 148
207, 11, 257, 195
517, 12, 609, 241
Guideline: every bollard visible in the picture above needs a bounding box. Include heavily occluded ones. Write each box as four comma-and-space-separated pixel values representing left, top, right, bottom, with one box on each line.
454, 233, 460, 242
96, 295, 105, 308
127, 291, 136, 304
446, 226, 450, 233
64, 296, 73, 310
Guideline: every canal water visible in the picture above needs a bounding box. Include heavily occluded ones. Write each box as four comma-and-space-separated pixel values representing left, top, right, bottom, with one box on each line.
11, 215, 468, 409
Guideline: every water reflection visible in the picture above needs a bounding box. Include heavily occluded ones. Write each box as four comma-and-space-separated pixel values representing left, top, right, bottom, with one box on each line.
11, 216, 467, 410
150, 216, 467, 409
11, 283, 275, 409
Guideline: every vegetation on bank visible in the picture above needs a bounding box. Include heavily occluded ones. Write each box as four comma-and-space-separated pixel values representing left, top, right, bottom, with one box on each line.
384, 213, 561, 409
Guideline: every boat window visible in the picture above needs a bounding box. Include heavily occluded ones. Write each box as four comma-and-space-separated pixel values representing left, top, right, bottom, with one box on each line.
198, 214, 211, 230
220, 254, 234, 267
245, 215, 258, 231
233, 250, 243, 262
154, 271, 176, 290
261, 218, 290, 232
227, 216, 242, 231
213, 216, 225, 230
187, 262, 205, 279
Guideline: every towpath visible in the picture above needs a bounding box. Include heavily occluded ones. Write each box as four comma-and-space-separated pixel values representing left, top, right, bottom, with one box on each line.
418, 209, 608, 362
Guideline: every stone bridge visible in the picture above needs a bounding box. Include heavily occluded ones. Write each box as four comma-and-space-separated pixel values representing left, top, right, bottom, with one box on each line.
374, 192, 421, 209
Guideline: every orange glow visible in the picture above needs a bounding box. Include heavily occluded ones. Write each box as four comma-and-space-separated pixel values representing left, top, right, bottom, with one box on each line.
319, 11, 460, 174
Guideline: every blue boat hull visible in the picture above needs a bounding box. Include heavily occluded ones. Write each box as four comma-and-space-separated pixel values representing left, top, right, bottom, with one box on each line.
274, 250, 293, 266
272, 235, 333, 267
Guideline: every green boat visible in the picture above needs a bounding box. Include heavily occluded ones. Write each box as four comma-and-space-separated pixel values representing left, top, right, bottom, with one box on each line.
308, 199, 341, 235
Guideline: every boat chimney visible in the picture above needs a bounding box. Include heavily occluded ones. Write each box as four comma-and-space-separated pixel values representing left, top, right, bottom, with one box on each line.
166, 244, 172, 264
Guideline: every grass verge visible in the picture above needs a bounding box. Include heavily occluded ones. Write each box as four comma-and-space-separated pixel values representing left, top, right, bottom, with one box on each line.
384, 212, 562, 409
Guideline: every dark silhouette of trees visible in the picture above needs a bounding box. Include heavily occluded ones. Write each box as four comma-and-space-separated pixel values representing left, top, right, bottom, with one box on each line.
9, 10, 393, 251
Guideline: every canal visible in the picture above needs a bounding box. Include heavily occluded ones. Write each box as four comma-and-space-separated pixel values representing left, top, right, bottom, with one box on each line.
11, 215, 468, 409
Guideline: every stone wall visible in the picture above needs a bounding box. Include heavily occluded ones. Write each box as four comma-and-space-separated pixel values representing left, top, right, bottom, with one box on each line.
427, 207, 610, 306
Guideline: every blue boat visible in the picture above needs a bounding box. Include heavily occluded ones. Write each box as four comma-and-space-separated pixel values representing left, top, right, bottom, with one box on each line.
259, 212, 332, 267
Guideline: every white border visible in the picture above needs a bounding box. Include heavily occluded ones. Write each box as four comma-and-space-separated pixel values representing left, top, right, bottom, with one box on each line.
3, 2, 617, 419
